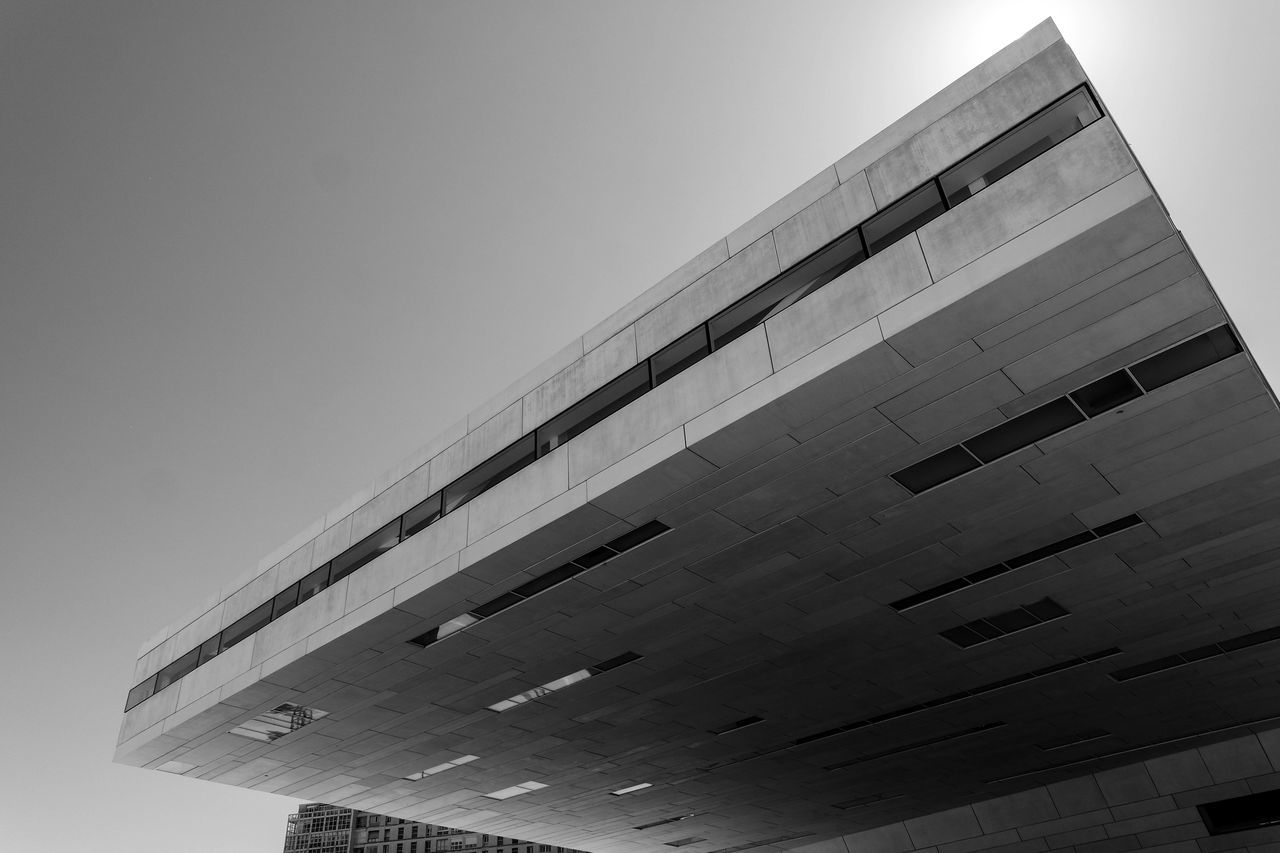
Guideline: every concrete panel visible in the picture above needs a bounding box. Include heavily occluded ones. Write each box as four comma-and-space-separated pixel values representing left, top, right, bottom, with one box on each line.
867, 40, 1086, 206
894, 370, 1022, 442
347, 510, 470, 614
635, 235, 781, 359
351, 461, 432, 544
429, 400, 525, 495
835, 19, 1064, 182
250, 577, 350, 669
177, 639, 254, 711
370, 416, 468, 499
1003, 277, 1217, 393
523, 326, 639, 429
883, 172, 1166, 366
774, 172, 876, 270
727, 166, 839, 257
583, 238, 728, 354
919, 118, 1136, 282
468, 446, 571, 544
221, 565, 278, 630
786, 253, 933, 377
586, 427, 718, 520
120, 679, 182, 743
469, 337, 585, 433
312, 513, 354, 569
570, 326, 774, 485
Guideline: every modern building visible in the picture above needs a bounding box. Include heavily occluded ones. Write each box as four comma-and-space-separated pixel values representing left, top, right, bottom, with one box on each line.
117, 18, 1280, 853
283, 803, 588, 853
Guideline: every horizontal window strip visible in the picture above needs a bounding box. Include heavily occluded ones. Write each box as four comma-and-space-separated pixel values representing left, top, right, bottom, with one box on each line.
891, 515, 1143, 611
939, 598, 1069, 649
124, 85, 1109, 713
890, 325, 1241, 496
824, 721, 1005, 770
1110, 623, 1280, 682
409, 525, 669, 649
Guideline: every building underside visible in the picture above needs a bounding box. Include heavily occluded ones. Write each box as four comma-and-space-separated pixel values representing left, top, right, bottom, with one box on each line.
117, 19, 1280, 853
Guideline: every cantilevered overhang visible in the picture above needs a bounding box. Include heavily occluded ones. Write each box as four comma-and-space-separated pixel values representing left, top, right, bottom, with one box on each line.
116, 19, 1280, 853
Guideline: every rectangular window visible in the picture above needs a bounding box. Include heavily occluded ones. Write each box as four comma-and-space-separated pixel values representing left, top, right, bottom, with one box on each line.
154, 646, 200, 691
444, 434, 537, 513
331, 518, 402, 584
298, 563, 331, 604
709, 228, 867, 350
402, 492, 443, 538
1199, 789, 1280, 835
536, 363, 651, 455
220, 601, 273, 652
941, 88, 1101, 206
963, 397, 1084, 463
651, 326, 710, 385
862, 182, 946, 255
125, 673, 158, 710
272, 582, 300, 620
197, 633, 221, 666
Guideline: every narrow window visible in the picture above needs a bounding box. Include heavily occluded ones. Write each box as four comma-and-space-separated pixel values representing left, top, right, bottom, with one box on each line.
402, 491, 443, 539
298, 563, 331, 604
331, 518, 402, 583
219, 601, 273, 652
1130, 325, 1242, 391
941, 88, 1102, 206
1199, 789, 1280, 835
651, 327, 710, 386
124, 673, 159, 711
155, 646, 200, 692
862, 183, 946, 255
272, 582, 300, 620
892, 445, 981, 494
196, 633, 221, 666
963, 397, 1084, 463
444, 434, 537, 513
708, 228, 867, 350
536, 363, 650, 455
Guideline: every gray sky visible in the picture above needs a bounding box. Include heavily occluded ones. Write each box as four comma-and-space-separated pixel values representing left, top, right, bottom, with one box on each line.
1, 1, 1276, 850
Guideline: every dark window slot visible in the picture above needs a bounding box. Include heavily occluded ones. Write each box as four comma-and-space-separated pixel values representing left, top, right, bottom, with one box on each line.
574, 545, 617, 569
1131, 325, 1242, 391
470, 591, 525, 619
965, 564, 1011, 583
219, 602, 273, 653
591, 651, 642, 673
892, 445, 981, 494
1198, 789, 1280, 835
1004, 530, 1097, 568
402, 492, 443, 539
652, 327, 710, 386
940, 88, 1101, 206
331, 518, 402, 584
444, 433, 537, 513
298, 563, 331, 604
940, 625, 985, 648
536, 364, 650, 456
407, 627, 440, 648
196, 634, 221, 666
710, 715, 765, 735
607, 520, 671, 552
1070, 369, 1142, 416
125, 674, 158, 711
708, 228, 867, 350
862, 183, 946, 255
155, 647, 200, 692
512, 562, 584, 599
964, 397, 1085, 463
1093, 514, 1144, 537
272, 583, 300, 621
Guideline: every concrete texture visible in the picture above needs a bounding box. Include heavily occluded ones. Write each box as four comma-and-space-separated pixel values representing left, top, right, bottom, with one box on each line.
115, 19, 1280, 853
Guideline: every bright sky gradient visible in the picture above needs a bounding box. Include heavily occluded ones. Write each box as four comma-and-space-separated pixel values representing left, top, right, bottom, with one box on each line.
2, 2, 1277, 850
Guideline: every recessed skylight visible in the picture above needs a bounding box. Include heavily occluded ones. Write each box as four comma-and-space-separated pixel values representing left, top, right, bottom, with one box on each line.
404, 754, 479, 781
487, 652, 643, 712
484, 780, 547, 800
610, 782, 653, 796
229, 703, 328, 742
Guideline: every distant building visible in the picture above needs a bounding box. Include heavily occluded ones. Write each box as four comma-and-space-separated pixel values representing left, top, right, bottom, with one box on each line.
284, 803, 586, 853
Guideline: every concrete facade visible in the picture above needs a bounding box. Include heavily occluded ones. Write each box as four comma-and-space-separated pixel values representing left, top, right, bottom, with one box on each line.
116, 19, 1280, 853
